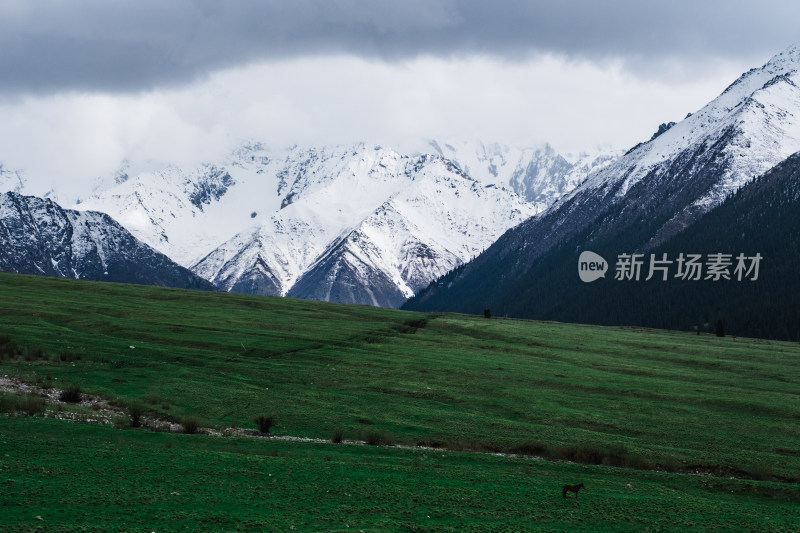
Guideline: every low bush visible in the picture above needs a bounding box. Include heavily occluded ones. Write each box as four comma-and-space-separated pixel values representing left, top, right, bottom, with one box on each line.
0, 338, 20, 359
59, 348, 81, 362
511, 441, 546, 456
361, 428, 394, 446
21, 395, 47, 416
59, 386, 82, 403
128, 403, 145, 428
748, 462, 774, 481
143, 392, 161, 405
440, 439, 499, 453
255, 415, 274, 435
0, 395, 13, 414
181, 416, 200, 434
402, 318, 428, 333
331, 427, 343, 443
0, 334, 16, 361
549, 443, 653, 470
24, 346, 46, 362
0, 393, 46, 416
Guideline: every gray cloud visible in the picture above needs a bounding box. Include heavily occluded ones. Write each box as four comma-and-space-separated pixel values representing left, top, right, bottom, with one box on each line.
1, 0, 798, 95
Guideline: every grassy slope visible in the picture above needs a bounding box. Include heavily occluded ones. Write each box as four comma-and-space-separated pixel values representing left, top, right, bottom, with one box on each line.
1, 272, 799, 530
2, 417, 799, 533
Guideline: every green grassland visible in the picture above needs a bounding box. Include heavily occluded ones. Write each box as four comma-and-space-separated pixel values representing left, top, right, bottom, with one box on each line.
1, 272, 799, 531
2, 416, 798, 532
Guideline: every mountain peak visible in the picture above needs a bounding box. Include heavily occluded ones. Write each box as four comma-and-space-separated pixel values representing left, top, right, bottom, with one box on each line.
0, 163, 25, 193
406, 43, 800, 324
5, 138, 618, 307
577, 42, 800, 205
0, 191, 215, 290
766, 42, 800, 68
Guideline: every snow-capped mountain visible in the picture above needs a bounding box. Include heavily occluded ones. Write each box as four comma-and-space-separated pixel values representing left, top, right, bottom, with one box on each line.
284, 155, 535, 306
0, 136, 614, 306
189, 148, 538, 305
75, 161, 253, 268
188, 144, 422, 296
64, 140, 605, 306
0, 164, 25, 194
0, 192, 215, 289
569, 44, 800, 245
406, 44, 800, 316
411, 140, 620, 212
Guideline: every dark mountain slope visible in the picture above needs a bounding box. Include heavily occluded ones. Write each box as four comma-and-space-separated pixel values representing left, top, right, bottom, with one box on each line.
0, 192, 215, 290
407, 152, 800, 340
405, 46, 800, 339
402, 123, 741, 316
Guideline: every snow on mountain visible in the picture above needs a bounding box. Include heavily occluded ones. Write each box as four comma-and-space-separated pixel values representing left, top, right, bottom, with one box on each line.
3, 138, 600, 306
0, 191, 215, 289
77, 143, 420, 270
0, 163, 25, 193
285, 155, 536, 306
191, 144, 419, 296
571, 44, 800, 234
75, 159, 266, 267
192, 149, 537, 303
411, 139, 619, 211
405, 43, 800, 316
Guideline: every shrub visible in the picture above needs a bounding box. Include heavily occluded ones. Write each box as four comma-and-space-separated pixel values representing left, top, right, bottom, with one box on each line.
331, 427, 343, 443
144, 392, 161, 405
59, 348, 81, 362
659, 457, 683, 473
128, 403, 145, 428
0, 393, 46, 416
24, 346, 45, 362
0, 338, 20, 359
575, 445, 604, 464
255, 415, 274, 435
402, 319, 428, 332
545, 442, 654, 470
0, 395, 13, 414
361, 428, 394, 446
23, 396, 45, 416
748, 462, 774, 481
0, 393, 45, 416
113, 415, 131, 429
181, 416, 200, 434
59, 386, 82, 403
511, 441, 545, 456
437, 439, 486, 452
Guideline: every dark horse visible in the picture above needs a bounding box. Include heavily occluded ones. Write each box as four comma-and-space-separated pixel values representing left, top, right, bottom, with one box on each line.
562, 483, 584, 499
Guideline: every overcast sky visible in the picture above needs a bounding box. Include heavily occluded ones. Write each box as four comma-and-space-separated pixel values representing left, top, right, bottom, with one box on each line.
1, 0, 798, 190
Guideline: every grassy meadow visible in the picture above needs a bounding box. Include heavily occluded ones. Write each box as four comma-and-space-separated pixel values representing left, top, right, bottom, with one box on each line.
0, 271, 799, 531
